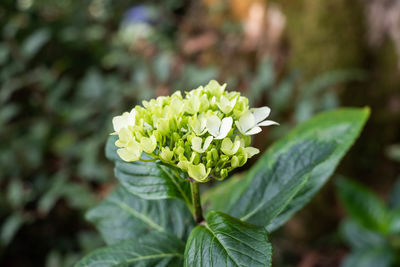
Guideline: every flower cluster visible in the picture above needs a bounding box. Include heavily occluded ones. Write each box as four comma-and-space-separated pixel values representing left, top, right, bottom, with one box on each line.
112, 80, 278, 182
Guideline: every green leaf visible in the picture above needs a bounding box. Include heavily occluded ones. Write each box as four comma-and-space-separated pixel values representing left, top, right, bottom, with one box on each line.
388, 208, 400, 234
229, 140, 335, 226
0, 213, 25, 246
336, 178, 389, 233
86, 186, 195, 245
342, 249, 395, 267
0, 43, 9, 65
75, 231, 185, 267
7, 179, 25, 209
266, 108, 369, 231
389, 178, 400, 209
184, 211, 272, 267
222, 108, 369, 231
106, 135, 192, 205
340, 219, 387, 250
21, 29, 51, 60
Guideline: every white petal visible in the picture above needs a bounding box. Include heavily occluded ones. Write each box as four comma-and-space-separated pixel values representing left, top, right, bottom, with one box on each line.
235, 120, 246, 135
197, 117, 208, 135
118, 127, 132, 142
221, 83, 227, 91
144, 122, 153, 130
215, 117, 233, 139
112, 116, 124, 132
206, 115, 221, 137
200, 117, 207, 128
202, 136, 213, 151
245, 147, 260, 158
230, 97, 237, 107
199, 129, 207, 135
128, 108, 136, 121
210, 96, 217, 106
112, 109, 136, 132
231, 140, 241, 154
238, 111, 255, 133
245, 126, 262, 135
191, 136, 203, 153
257, 120, 279, 127
252, 106, 271, 124
117, 148, 138, 162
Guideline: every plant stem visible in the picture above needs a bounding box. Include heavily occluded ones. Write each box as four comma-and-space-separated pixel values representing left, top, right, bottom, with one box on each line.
190, 181, 204, 223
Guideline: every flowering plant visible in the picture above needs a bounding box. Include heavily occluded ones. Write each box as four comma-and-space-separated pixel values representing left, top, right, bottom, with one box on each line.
76, 81, 369, 267
111, 80, 278, 182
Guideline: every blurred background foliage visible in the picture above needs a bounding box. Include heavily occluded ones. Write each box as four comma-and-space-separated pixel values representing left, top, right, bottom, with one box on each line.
0, 0, 399, 266
336, 177, 400, 267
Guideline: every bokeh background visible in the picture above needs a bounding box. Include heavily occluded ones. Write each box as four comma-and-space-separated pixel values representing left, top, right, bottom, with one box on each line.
0, 0, 399, 266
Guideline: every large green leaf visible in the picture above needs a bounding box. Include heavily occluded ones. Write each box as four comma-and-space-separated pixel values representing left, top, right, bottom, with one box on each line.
229, 140, 335, 226
265, 108, 369, 231
226, 108, 368, 231
106, 135, 192, 205
86, 186, 195, 245
336, 178, 390, 233
184, 211, 272, 267
75, 231, 185, 267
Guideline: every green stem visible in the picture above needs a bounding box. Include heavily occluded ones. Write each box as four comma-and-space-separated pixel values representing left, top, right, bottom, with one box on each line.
190, 181, 204, 223
139, 158, 157, 162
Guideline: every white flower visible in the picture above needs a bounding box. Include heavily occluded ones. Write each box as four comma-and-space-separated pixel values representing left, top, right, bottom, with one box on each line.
112, 109, 136, 132
206, 115, 233, 140
189, 115, 207, 136
191, 136, 213, 153
235, 106, 278, 135
221, 137, 241, 156
216, 95, 237, 114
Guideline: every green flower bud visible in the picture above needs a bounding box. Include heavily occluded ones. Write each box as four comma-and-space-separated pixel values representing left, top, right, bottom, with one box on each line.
206, 151, 213, 162
172, 132, 180, 142
188, 163, 210, 182
205, 80, 226, 97
211, 148, 219, 161
206, 160, 213, 168
157, 118, 170, 135
190, 152, 201, 165
152, 129, 163, 143
231, 156, 240, 168
174, 146, 185, 157
216, 95, 237, 114
220, 169, 228, 179
160, 147, 174, 163
233, 96, 249, 119
220, 155, 229, 162
140, 135, 157, 154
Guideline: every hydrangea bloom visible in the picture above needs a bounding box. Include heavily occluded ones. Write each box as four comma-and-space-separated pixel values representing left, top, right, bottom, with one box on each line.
111, 80, 278, 182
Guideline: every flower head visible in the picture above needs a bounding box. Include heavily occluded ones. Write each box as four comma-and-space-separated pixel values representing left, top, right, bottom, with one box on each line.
111, 80, 278, 182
